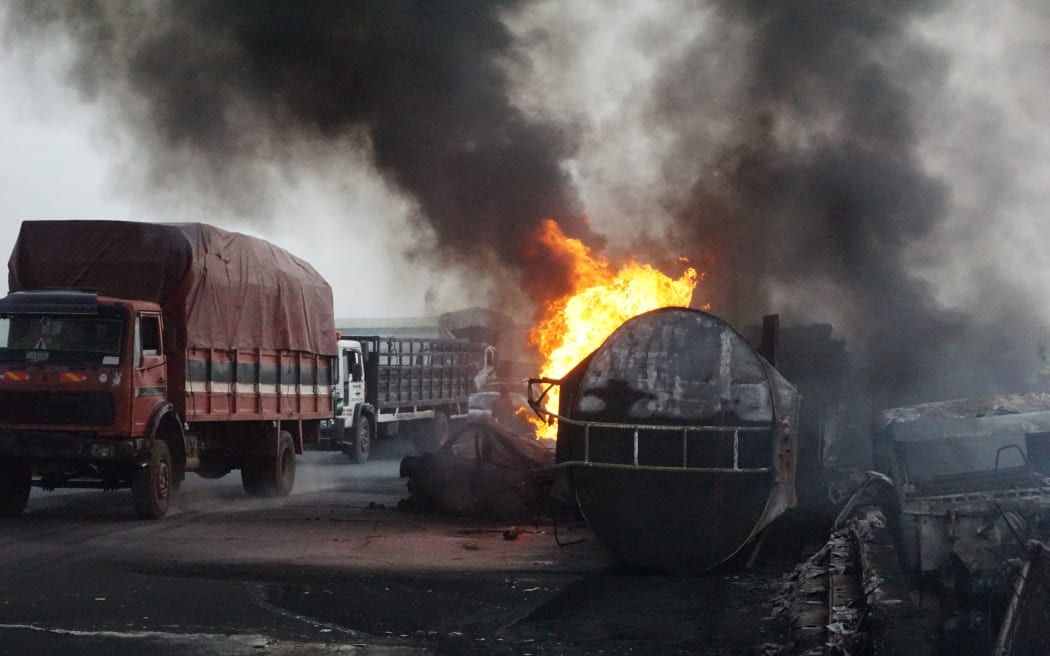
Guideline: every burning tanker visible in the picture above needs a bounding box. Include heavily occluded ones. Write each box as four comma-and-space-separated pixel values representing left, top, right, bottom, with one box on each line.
531, 308, 800, 574
523, 219, 799, 574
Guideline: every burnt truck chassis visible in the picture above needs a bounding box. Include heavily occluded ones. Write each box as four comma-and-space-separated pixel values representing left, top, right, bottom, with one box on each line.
877, 400, 1050, 625
778, 396, 1050, 655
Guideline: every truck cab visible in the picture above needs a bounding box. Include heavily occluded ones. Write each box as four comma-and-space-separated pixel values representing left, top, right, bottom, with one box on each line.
329, 338, 373, 463
334, 339, 366, 419
326, 336, 488, 464
0, 290, 174, 518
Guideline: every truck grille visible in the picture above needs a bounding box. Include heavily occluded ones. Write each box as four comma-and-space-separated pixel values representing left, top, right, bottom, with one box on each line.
0, 392, 114, 426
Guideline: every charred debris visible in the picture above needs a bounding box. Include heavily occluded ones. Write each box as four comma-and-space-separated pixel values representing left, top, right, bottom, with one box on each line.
735, 326, 1050, 655
490, 304, 1050, 656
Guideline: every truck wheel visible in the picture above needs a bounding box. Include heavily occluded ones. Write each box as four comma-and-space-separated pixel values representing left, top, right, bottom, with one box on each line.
0, 460, 31, 518
243, 431, 296, 497
132, 441, 173, 520
433, 410, 450, 449
347, 416, 373, 465
415, 411, 450, 454
240, 460, 265, 496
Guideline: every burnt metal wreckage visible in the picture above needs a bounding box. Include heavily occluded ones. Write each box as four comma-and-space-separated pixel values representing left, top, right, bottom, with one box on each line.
775, 472, 928, 656
774, 393, 1050, 655
398, 303, 1050, 654
399, 417, 556, 520
873, 394, 1050, 656
398, 307, 805, 567
517, 306, 1050, 654
529, 307, 802, 575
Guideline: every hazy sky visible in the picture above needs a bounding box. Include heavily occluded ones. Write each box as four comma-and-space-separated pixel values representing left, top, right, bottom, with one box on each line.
0, 2, 687, 322
0, 13, 450, 319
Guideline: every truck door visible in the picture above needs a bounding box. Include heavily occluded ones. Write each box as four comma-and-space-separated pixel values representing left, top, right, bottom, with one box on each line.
346, 348, 365, 412
132, 313, 167, 434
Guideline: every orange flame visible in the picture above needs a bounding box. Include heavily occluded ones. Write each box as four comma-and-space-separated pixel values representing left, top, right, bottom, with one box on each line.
527, 219, 700, 439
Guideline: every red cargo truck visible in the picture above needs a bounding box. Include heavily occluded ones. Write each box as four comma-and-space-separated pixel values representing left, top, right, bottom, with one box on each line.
0, 220, 336, 518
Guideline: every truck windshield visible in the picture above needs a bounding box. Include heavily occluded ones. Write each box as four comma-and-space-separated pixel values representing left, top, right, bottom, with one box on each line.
0, 314, 124, 362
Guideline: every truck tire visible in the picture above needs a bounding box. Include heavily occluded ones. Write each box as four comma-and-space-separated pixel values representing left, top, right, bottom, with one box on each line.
132, 440, 173, 520
242, 431, 296, 497
415, 410, 450, 454
347, 415, 373, 465
240, 460, 265, 496
0, 459, 31, 518
433, 410, 450, 450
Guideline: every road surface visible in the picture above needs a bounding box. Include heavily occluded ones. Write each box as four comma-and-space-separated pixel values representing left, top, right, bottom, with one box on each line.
0, 443, 788, 655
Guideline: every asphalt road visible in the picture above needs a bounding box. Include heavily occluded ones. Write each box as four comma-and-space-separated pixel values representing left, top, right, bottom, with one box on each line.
0, 442, 789, 655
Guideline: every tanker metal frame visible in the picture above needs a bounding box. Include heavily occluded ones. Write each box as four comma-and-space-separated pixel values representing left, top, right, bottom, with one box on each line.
0, 220, 337, 519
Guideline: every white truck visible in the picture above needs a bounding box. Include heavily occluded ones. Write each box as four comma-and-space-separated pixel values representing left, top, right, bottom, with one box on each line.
324, 335, 493, 463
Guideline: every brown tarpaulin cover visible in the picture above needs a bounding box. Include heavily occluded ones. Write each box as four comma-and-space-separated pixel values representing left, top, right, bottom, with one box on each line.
8, 220, 336, 355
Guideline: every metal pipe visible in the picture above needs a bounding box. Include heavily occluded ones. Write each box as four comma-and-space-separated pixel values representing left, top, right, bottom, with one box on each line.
537, 413, 769, 433
542, 461, 772, 474
584, 423, 591, 464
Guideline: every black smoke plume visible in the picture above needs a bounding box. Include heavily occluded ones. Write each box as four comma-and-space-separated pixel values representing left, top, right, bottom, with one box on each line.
3, 0, 601, 308
660, 1, 1035, 404
5, 1, 1042, 405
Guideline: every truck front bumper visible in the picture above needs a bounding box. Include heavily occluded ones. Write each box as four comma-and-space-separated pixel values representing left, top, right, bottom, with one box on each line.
0, 431, 147, 464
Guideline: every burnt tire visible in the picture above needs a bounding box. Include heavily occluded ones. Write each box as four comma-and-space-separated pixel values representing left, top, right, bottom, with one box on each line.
132, 441, 173, 520
0, 459, 31, 518
243, 431, 296, 497
347, 415, 373, 465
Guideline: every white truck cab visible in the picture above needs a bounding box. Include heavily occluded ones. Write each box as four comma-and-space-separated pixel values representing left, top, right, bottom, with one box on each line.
334, 339, 365, 418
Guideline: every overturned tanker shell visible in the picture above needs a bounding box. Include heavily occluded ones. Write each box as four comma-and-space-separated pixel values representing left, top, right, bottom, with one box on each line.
555, 307, 800, 574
